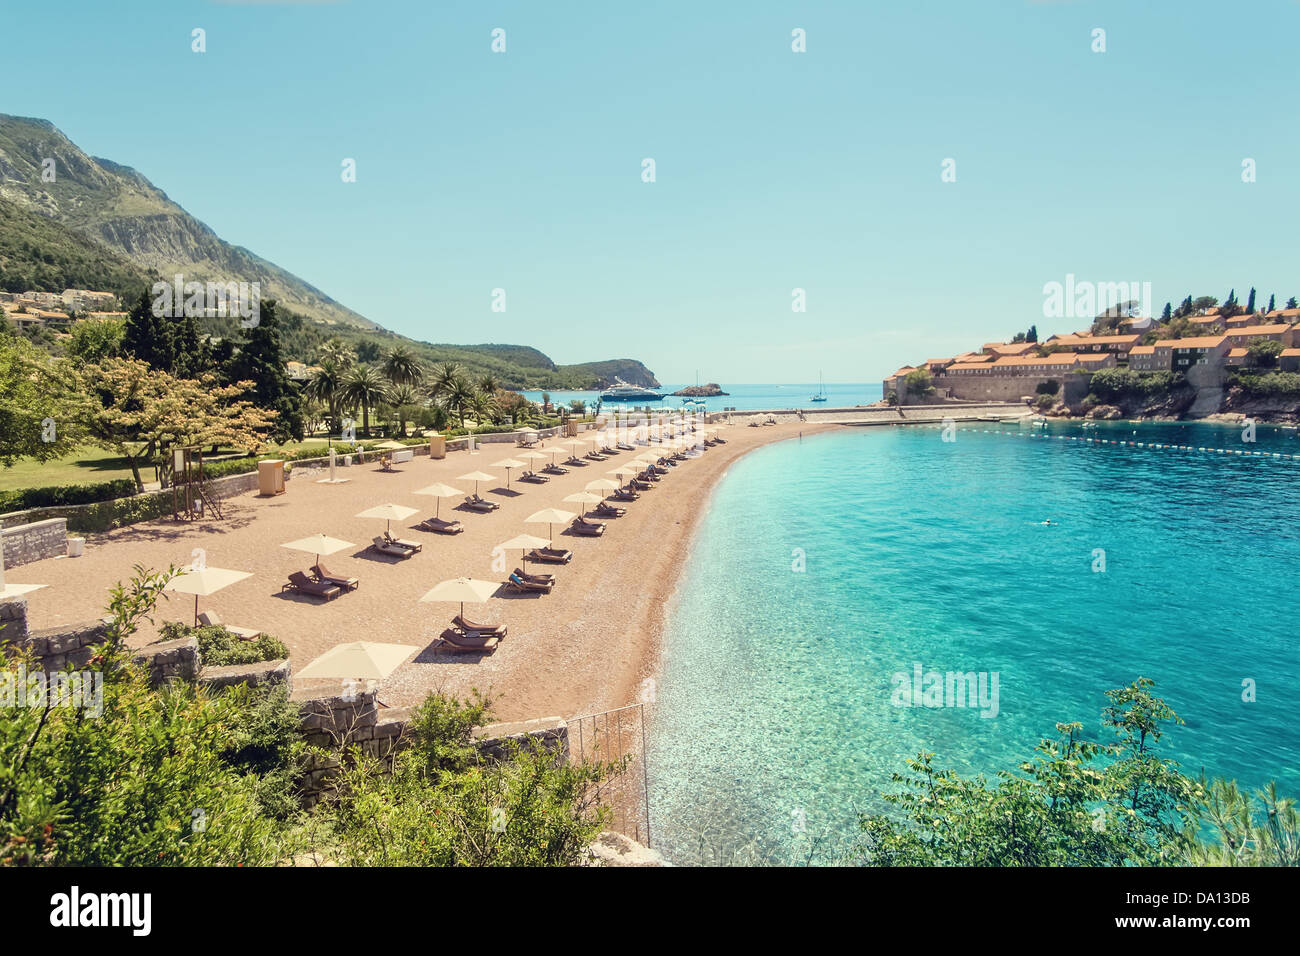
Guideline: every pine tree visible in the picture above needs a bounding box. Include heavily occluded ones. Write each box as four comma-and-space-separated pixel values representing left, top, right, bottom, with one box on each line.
1161, 302, 1172, 321
1247, 288, 1256, 314
1289, 297, 1298, 310
1268, 293, 1276, 314
224, 299, 304, 442
172, 311, 212, 380
120, 289, 176, 373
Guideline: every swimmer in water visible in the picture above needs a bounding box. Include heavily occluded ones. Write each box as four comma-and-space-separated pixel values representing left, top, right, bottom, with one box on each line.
1041, 519, 1056, 526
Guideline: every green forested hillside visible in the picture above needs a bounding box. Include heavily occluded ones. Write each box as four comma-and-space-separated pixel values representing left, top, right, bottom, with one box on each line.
0, 198, 152, 296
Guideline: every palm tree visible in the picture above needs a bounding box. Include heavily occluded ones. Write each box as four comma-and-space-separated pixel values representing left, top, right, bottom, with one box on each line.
340, 365, 387, 436
305, 359, 345, 433
445, 377, 475, 428
427, 362, 463, 405
388, 382, 423, 436
467, 389, 495, 429
319, 337, 356, 370
382, 346, 423, 388
476, 374, 499, 395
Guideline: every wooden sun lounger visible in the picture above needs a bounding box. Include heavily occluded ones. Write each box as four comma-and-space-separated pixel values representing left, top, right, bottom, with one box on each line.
616, 442, 635, 451
563, 456, 588, 466
438, 628, 499, 653
611, 488, 639, 501
519, 470, 549, 483
451, 614, 507, 638
371, 536, 416, 558
527, 547, 573, 564
418, 516, 464, 534
570, 518, 605, 536
593, 502, 626, 518
282, 571, 341, 601
312, 563, 359, 591
600, 446, 619, 456
542, 463, 569, 475
630, 479, 652, 491
464, 494, 499, 512
384, 531, 423, 552
197, 611, 261, 641
585, 451, 608, 461
505, 572, 552, 593
513, 567, 554, 586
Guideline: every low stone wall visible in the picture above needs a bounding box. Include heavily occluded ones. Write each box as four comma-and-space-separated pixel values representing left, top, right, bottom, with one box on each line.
1, 518, 68, 568
198, 658, 291, 694
130, 636, 200, 686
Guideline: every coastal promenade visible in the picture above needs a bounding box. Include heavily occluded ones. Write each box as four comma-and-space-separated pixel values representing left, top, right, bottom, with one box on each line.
720, 402, 1029, 426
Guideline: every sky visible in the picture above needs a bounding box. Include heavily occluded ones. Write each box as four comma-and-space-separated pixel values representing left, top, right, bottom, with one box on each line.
5, 0, 1300, 384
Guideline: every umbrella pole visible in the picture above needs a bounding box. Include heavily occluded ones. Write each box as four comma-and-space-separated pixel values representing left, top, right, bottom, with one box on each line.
194, 594, 199, 627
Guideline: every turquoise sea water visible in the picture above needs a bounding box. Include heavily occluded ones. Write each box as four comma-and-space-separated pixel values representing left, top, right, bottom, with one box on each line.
521, 382, 881, 413
648, 419, 1300, 865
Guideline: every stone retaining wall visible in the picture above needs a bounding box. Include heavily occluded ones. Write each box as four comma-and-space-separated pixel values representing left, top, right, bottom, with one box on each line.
1, 518, 68, 568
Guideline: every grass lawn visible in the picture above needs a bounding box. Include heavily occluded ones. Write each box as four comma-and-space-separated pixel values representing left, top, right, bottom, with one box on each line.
0, 439, 334, 494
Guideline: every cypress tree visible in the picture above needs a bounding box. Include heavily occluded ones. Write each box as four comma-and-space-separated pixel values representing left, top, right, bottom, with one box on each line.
121, 288, 176, 372
225, 298, 304, 442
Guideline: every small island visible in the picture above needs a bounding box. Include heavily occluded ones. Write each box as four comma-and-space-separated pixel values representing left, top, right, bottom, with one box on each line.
671, 383, 728, 397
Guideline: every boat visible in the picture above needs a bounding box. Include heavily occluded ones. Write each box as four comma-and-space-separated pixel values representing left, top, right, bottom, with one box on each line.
599, 378, 663, 401
810, 372, 828, 402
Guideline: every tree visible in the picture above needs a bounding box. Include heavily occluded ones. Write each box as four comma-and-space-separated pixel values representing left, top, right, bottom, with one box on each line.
903, 368, 934, 396
223, 299, 303, 443
305, 359, 346, 434
1175, 779, 1300, 866
1246, 339, 1284, 368
387, 382, 423, 436
381, 346, 423, 388
1026, 324, 1038, 343
70, 358, 276, 489
1267, 293, 1275, 315
172, 311, 212, 380
1288, 297, 1298, 310
340, 364, 387, 436
0, 335, 80, 466
1161, 302, 1173, 322
427, 362, 463, 406
857, 679, 1199, 866
1246, 288, 1257, 314
120, 289, 176, 373
318, 337, 356, 369
65, 315, 125, 364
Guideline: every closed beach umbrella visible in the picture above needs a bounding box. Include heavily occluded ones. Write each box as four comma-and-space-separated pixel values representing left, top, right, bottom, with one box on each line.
563, 491, 602, 517
295, 641, 419, 681
356, 502, 419, 533
164, 565, 253, 626
525, 507, 577, 540
457, 471, 497, 497
497, 532, 552, 570
413, 482, 463, 518
281, 533, 355, 566
491, 457, 527, 489
419, 576, 500, 618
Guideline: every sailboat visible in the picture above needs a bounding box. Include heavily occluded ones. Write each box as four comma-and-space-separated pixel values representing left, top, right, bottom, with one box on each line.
810, 372, 828, 402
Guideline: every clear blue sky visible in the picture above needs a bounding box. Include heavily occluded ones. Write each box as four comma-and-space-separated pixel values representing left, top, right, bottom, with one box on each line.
6, 0, 1300, 383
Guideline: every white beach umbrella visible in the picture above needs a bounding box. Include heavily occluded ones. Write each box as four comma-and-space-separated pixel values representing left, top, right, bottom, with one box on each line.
413, 482, 463, 518
281, 533, 355, 565
164, 565, 254, 626
525, 507, 577, 540
563, 491, 602, 517
491, 457, 527, 489
585, 478, 620, 493
497, 532, 552, 570
457, 471, 497, 496
355, 502, 419, 533
419, 576, 501, 618
295, 641, 419, 681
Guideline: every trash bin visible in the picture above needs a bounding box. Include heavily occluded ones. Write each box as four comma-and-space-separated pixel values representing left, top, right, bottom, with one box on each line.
67, 537, 85, 558
428, 434, 446, 459
258, 459, 286, 496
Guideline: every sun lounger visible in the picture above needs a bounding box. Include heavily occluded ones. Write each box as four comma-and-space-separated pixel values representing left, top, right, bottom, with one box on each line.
600, 446, 619, 456
563, 456, 588, 466
713, 436, 726, 444
384, 530, 423, 552
616, 442, 635, 451
570, 517, 605, 536
312, 563, 359, 591
512, 567, 555, 586
505, 572, 552, 593
282, 571, 341, 601
451, 614, 507, 638
197, 611, 261, 641
527, 547, 573, 564
418, 516, 464, 534
593, 501, 626, 518
585, 451, 608, 461
370, 536, 417, 558
464, 494, 499, 512
438, 628, 499, 653
519, 470, 549, 483
542, 463, 569, 475
630, 479, 652, 491
611, 488, 639, 502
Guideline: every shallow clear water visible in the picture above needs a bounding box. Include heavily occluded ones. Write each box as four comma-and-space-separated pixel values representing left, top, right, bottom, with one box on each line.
648, 419, 1300, 865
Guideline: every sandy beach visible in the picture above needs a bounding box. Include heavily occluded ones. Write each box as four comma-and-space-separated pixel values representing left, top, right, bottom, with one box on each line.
6, 419, 829, 722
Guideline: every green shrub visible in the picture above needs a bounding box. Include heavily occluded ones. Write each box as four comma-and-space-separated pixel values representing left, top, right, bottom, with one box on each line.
159, 621, 289, 667
1229, 370, 1300, 397
1087, 368, 1182, 403
0, 477, 138, 514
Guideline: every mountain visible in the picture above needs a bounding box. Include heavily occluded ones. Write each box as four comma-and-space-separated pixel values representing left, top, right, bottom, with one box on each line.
0, 114, 376, 329
0, 114, 659, 389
